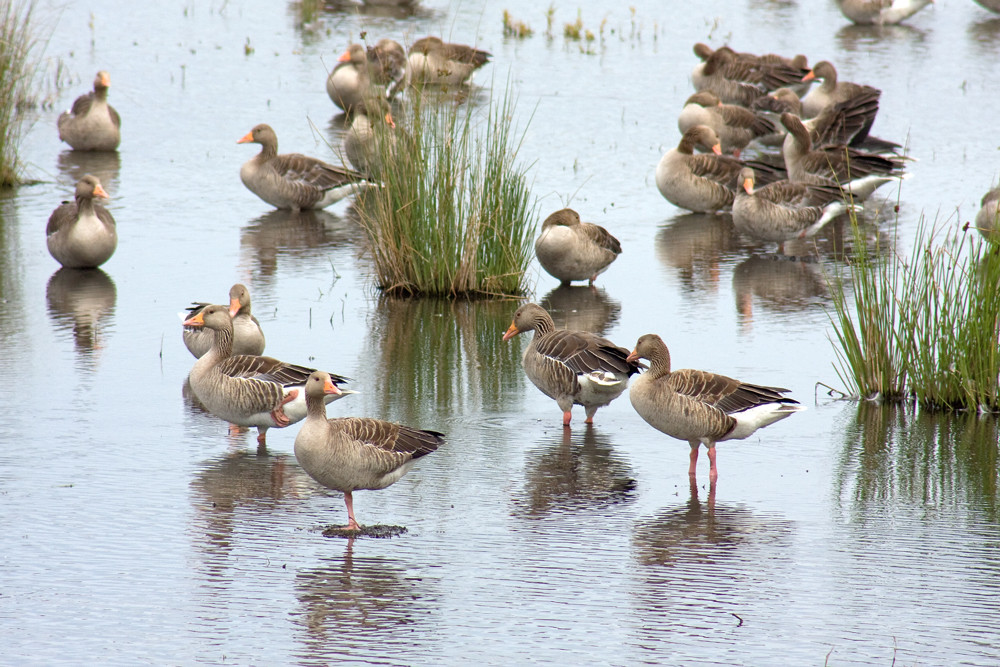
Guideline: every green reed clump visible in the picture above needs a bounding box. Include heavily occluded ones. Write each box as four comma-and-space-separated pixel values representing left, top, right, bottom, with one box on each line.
354, 85, 537, 298
0, 0, 43, 187
829, 214, 1000, 412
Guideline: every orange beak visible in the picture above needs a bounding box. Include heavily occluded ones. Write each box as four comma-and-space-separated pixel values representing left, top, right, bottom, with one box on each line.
711, 143, 722, 155
237, 130, 254, 144
626, 350, 639, 364
338, 49, 351, 62
99, 72, 111, 87
742, 178, 753, 194
93, 184, 110, 199
802, 71, 816, 82
385, 112, 396, 129
501, 322, 520, 342
323, 379, 343, 396
228, 297, 241, 318
183, 311, 205, 327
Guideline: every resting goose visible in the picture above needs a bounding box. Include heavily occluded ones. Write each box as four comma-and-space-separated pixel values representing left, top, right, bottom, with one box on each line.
57, 71, 121, 151
780, 112, 905, 199
343, 95, 396, 177
626, 333, 803, 481
800, 61, 881, 129
327, 43, 379, 113
295, 371, 444, 531
238, 123, 371, 210
502, 303, 641, 427
46, 175, 117, 269
407, 36, 491, 85
976, 185, 1000, 245
732, 167, 851, 244
534, 208, 622, 286
368, 38, 409, 100
677, 91, 778, 156
184, 304, 352, 447
837, 0, 934, 25
183, 284, 265, 359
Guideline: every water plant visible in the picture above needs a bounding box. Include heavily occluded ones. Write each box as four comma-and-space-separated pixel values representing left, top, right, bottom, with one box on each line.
353, 84, 537, 298
0, 0, 43, 187
502, 10, 534, 38
828, 214, 1000, 412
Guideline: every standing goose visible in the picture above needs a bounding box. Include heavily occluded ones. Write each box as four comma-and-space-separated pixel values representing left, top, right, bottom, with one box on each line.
238, 123, 371, 211
502, 303, 641, 427
975, 185, 1000, 245
342, 95, 396, 177
732, 167, 851, 244
535, 208, 622, 286
183, 283, 266, 359
184, 304, 352, 447
800, 61, 881, 129
367, 38, 409, 100
326, 43, 378, 113
677, 91, 778, 156
295, 371, 444, 532
46, 175, 117, 269
627, 333, 803, 481
837, 0, 934, 25
407, 36, 491, 86
57, 70, 121, 151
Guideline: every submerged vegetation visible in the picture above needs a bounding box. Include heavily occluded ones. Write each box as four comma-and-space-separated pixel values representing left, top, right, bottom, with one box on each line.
0, 0, 43, 187
829, 214, 1000, 412
354, 86, 537, 298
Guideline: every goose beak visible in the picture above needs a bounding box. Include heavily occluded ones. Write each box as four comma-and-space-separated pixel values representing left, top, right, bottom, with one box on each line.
626, 350, 640, 364
742, 178, 753, 194
501, 322, 519, 342
338, 49, 351, 62
802, 71, 816, 82
385, 112, 396, 129
323, 379, 343, 396
92, 184, 110, 199
228, 297, 241, 318
183, 311, 205, 327
711, 143, 722, 155
237, 131, 254, 144
99, 72, 111, 87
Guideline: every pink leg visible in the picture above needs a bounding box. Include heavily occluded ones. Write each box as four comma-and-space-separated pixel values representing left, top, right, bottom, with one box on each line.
341, 490, 361, 531
562, 410, 572, 428
688, 443, 700, 477
707, 446, 719, 482
256, 427, 269, 446
270, 389, 298, 428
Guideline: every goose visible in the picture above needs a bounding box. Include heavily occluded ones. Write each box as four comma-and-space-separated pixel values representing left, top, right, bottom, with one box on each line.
732, 167, 851, 244
184, 304, 352, 447
326, 43, 379, 113
800, 61, 881, 128
294, 371, 444, 531
655, 125, 784, 214
677, 91, 778, 156
238, 123, 371, 210
183, 284, 266, 359
779, 112, 905, 199
342, 94, 396, 177
837, 0, 934, 25
367, 38, 409, 100
46, 174, 117, 269
501, 303, 641, 427
407, 36, 491, 86
626, 333, 803, 481
534, 208, 622, 286
975, 185, 1000, 245
692, 42, 809, 70
57, 71, 121, 151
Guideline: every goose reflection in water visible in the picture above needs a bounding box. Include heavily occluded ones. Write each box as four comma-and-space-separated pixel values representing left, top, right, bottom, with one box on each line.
539, 284, 622, 337
732, 254, 828, 327
293, 543, 436, 660
517, 428, 637, 519
46, 267, 117, 366
655, 213, 743, 294
56, 149, 122, 194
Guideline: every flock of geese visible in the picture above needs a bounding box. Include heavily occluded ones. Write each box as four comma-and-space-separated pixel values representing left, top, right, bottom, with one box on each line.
42, 15, 999, 531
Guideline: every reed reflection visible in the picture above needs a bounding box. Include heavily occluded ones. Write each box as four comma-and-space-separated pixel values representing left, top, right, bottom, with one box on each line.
538, 284, 622, 336
366, 295, 524, 422
45, 267, 117, 368
293, 541, 437, 662
517, 428, 637, 519
56, 150, 122, 193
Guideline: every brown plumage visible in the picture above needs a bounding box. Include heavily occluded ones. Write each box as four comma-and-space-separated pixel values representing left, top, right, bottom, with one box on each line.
407, 36, 491, 85
780, 112, 904, 184
58, 71, 121, 151
627, 333, 802, 481
800, 61, 881, 132
182, 283, 265, 359
976, 185, 1000, 245
238, 123, 371, 210
326, 43, 378, 113
732, 167, 850, 244
502, 303, 641, 427
46, 175, 117, 269
534, 208, 622, 286
295, 371, 443, 531
367, 38, 409, 99
677, 91, 778, 155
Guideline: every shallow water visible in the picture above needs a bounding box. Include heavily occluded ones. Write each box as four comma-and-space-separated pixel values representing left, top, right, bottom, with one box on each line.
2, 0, 1000, 664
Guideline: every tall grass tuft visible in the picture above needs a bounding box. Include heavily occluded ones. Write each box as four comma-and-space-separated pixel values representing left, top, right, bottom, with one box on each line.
354, 84, 537, 298
829, 214, 1000, 412
0, 0, 43, 187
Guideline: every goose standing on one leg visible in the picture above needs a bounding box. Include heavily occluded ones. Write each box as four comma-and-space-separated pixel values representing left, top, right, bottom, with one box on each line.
626, 333, 803, 482
184, 304, 352, 448
182, 283, 266, 359
502, 303, 641, 427
46, 174, 117, 269
295, 371, 444, 532
534, 208, 622, 286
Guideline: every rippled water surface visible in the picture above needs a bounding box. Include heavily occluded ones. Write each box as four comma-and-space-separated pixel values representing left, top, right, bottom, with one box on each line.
2, 0, 1000, 664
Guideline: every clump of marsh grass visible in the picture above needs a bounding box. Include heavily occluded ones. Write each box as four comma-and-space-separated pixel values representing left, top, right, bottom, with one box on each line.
0, 0, 44, 187
829, 213, 1000, 412
503, 10, 534, 38
354, 84, 537, 298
